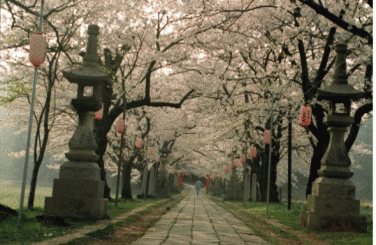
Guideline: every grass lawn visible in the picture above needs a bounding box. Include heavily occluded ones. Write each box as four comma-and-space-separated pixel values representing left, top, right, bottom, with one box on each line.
0, 182, 168, 245
229, 199, 373, 245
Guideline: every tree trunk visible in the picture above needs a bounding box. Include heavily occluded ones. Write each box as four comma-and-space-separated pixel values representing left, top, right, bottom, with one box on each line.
27, 161, 42, 209
305, 140, 328, 197
269, 152, 280, 203
121, 160, 133, 199
262, 142, 280, 203
259, 153, 268, 202
95, 132, 112, 200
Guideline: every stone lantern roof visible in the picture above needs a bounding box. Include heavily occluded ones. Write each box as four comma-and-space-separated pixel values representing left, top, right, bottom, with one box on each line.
317, 43, 365, 101
62, 24, 111, 87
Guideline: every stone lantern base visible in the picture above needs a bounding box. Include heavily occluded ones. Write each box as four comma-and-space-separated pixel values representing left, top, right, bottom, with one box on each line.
300, 177, 367, 232
44, 161, 108, 220
154, 169, 171, 198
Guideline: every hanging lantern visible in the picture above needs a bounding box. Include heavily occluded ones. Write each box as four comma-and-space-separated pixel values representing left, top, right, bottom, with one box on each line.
299, 104, 312, 127
29, 33, 46, 67
116, 118, 126, 134
234, 158, 239, 168
206, 174, 210, 190
264, 129, 270, 145
148, 147, 153, 156
94, 107, 103, 120
250, 146, 257, 159
179, 172, 183, 188
240, 153, 246, 164
155, 155, 160, 163
135, 137, 142, 149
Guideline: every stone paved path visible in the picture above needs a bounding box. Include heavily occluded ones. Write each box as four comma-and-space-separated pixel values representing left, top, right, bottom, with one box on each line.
33, 200, 165, 245
131, 187, 269, 245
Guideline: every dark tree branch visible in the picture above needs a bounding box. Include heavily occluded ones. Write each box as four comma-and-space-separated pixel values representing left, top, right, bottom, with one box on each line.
345, 103, 373, 151
313, 27, 336, 91
298, 0, 372, 45
298, 39, 310, 103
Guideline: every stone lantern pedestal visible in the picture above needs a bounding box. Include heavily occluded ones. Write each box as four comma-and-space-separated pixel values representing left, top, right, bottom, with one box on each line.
154, 141, 172, 198
44, 24, 109, 220
155, 157, 171, 198
300, 43, 367, 232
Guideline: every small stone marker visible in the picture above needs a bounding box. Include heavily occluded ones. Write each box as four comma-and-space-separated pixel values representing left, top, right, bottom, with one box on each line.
251, 173, 257, 202
172, 172, 180, 193
138, 165, 148, 198
244, 173, 251, 202
147, 167, 155, 197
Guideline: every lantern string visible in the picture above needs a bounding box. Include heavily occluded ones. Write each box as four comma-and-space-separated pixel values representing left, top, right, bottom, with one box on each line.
18, 0, 45, 227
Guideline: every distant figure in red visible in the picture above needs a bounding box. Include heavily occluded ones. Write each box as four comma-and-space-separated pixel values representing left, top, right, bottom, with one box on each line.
195, 180, 202, 196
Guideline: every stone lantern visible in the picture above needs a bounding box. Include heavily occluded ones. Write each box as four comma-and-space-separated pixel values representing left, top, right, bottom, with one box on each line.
44, 24, 110, 220
155, 141, 172, 198
300, 43, 367, 232
225, 147, 241, 201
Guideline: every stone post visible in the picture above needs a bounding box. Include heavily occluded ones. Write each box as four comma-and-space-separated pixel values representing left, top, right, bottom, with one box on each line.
137, 165, 149, 198
300, 43, 367, 232
251, 173, 257, 202
244, 172, 251, 202
172, 172, 180, 193
147, 166, 156, 197
44, 25, 109, 220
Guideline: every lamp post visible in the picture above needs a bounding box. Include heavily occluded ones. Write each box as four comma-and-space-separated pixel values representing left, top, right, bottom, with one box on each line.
18, 0, 45, 227
266, 92, 274, 216
287, 104, 292, 210
115, 96, 126, 208
300, 43, 367, 232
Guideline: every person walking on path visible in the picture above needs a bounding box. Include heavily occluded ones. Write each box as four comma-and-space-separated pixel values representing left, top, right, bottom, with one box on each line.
195, 180, 202, 196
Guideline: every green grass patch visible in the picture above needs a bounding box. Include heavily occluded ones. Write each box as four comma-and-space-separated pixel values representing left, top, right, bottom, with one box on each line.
0, 182, 52, 210
0, 183, 168, 245
229, 199, 373, 245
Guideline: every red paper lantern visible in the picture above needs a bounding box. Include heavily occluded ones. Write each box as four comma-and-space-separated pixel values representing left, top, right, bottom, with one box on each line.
94, 107, 103, 120
240, 153, 246, 164
234, 158, 239, 168
264, 129, 270, 145
135, 137, 142, 149
299, 104, 312, 127
206, 174, 210, 190
29, 33, 46, 67
116, 118, 126, 134
250, 146, 257, 159
179, 172, 183, 188
148, 147, 152, 156
155, 155, 160, 163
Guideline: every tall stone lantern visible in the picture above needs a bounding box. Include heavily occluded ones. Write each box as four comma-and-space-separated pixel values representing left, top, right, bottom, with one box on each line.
300, 43, 367, 232
44, 24, 110, 219
225, 147, 240, 201
155, 141, 172, 198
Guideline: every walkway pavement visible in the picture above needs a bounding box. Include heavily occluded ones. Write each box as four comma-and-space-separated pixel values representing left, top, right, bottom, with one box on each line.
131, 187, 269, 245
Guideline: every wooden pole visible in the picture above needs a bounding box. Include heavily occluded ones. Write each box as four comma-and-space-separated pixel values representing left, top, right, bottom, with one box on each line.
288, 105, 292, 210
115, 87, 127, 208
266, 92, 274, 216
18, 0, 44, 227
